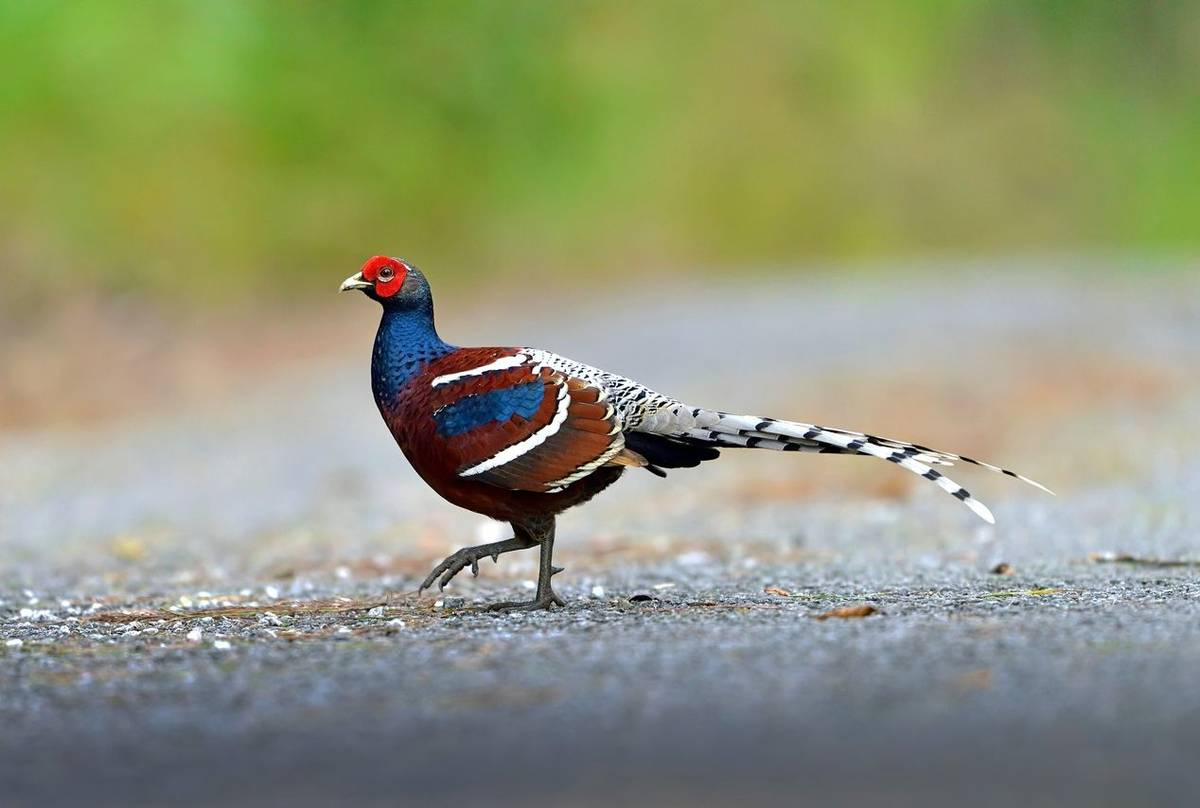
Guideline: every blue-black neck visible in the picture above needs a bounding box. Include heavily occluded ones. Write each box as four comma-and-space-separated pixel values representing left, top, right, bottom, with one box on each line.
371, 305, 454, 410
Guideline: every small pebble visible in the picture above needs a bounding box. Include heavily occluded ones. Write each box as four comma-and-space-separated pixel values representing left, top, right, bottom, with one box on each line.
386, 618, 406, 628
591, 585, 606, 598
186, 627, 203, 643
5, 639, 22, 649
367, 606, 386, 618
435, 596, 465, 609
264, 585, 280, 599
212, 640, 231, 650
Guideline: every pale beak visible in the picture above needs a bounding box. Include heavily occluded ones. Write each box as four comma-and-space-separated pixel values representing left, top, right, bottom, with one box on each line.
340, 272, 372, 292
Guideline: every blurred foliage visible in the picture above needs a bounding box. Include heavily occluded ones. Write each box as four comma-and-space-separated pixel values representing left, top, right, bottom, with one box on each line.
1, 0, 1197, 303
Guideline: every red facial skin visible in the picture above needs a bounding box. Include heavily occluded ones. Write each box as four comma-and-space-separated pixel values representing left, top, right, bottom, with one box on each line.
360, 255, 408, 298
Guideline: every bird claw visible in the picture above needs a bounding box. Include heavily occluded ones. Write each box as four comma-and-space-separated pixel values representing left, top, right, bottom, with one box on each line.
420, 540, 529, 594
419, 547, 476, 594
417, 536, 541, 598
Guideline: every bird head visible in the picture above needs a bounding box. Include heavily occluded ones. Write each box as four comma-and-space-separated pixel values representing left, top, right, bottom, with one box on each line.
340, 256, 431, 310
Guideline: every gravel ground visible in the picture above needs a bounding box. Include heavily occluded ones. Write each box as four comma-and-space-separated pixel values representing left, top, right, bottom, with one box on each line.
2, 266, 1198, 806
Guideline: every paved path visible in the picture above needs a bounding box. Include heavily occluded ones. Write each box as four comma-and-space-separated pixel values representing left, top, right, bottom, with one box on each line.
2, 267, 1198, 805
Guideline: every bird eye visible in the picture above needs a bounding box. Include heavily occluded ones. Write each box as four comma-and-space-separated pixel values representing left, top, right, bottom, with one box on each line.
378, 267, 394, 282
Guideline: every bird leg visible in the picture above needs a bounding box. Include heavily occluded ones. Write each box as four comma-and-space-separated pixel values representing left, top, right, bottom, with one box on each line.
487, 519, 565, 612
418, 535, 537, 593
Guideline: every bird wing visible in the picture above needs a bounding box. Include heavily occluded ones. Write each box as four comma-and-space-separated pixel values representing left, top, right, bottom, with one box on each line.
427, 353, 626, 493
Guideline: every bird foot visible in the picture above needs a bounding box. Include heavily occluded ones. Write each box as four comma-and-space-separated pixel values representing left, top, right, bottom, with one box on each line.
486, 589, 566, 613
488, 565, 566, 611
418, 545, 499, 593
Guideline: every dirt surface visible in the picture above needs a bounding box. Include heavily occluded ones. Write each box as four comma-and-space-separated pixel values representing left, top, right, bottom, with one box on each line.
3, 266, 1199, 806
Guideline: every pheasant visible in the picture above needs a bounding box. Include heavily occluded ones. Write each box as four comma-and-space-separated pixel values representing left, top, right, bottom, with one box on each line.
341, 256, 1049, 611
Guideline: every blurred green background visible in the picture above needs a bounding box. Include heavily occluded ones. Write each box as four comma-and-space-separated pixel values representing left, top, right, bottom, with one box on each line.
1, 0, 1197, 305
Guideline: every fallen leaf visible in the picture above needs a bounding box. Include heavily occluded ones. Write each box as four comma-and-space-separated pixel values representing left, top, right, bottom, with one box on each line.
764, 586, 791, 597
813, 604, 879, 620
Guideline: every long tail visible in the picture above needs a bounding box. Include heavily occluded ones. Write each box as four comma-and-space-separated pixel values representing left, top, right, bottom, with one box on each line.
657, 408, 1052, 524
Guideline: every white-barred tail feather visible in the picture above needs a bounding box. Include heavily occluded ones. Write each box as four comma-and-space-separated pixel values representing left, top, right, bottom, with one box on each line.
665, 408, 1052, 524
